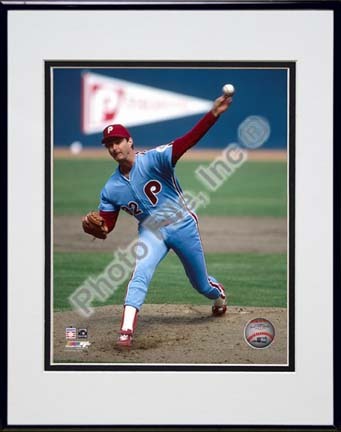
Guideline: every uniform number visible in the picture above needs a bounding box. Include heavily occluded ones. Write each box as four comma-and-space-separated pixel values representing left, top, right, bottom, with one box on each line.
121, 201, 143, 216
144, 180, 162, 206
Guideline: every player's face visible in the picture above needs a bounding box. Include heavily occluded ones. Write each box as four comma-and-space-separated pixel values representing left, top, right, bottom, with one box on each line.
104, 137, 134, 162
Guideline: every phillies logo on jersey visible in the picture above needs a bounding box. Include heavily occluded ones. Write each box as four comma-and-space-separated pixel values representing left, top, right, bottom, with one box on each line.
121, 180, 163, 215
81, 72, 211, 134
144, 180, 162, 205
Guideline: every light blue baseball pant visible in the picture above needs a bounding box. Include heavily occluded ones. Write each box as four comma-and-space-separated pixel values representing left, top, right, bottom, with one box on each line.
124, 215, 223, 310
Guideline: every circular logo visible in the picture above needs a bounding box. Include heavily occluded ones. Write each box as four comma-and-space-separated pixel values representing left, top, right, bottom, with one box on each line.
238, 116, 271, 149
244, 318, 275, 349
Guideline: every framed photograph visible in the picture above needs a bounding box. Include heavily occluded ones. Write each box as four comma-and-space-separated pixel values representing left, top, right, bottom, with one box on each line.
2, 1, 340, 429
47, 61, 293, 371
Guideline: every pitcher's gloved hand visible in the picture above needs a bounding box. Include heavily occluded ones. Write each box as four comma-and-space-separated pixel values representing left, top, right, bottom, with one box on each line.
82, 211, 108, 239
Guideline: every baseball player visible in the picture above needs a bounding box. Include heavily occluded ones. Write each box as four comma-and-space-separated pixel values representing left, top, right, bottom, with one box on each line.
82, 93, 233, 348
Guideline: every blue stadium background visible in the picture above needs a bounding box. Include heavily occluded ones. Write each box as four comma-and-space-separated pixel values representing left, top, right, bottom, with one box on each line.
53, 68, 288, 150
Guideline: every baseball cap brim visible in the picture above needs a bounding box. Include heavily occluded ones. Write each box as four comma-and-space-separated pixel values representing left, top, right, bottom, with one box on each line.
101, 134, 128, 144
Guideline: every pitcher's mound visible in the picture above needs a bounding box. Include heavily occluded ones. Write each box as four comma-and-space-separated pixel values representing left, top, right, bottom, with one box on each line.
53, 304, 287, 365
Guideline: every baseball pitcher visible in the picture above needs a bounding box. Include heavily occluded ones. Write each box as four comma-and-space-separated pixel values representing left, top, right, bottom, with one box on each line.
82, 93, 233, 348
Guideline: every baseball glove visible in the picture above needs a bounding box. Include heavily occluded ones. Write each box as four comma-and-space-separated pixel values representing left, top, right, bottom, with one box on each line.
82, 211, 108, 239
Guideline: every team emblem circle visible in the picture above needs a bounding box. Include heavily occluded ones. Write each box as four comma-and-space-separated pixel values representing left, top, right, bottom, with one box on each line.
244, 318, 275, 349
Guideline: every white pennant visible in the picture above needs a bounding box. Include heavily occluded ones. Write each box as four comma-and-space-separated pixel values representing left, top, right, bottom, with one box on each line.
82, 72, 212, 134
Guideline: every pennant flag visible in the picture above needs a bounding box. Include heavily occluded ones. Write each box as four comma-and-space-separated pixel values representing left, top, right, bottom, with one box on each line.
81, 72, 212, 134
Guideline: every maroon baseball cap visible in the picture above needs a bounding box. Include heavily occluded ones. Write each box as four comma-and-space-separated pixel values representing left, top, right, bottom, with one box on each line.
102, 124, 131, 144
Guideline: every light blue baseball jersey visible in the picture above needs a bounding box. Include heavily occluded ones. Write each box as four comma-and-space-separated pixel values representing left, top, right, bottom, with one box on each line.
99, 144, 194, 227
98, 142, 224, 310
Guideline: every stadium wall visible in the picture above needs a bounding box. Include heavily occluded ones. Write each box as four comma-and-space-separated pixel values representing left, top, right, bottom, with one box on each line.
53, 68, 288, 150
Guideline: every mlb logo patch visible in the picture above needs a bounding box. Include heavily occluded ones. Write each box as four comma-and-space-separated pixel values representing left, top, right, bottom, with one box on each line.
65, 341, 91, 350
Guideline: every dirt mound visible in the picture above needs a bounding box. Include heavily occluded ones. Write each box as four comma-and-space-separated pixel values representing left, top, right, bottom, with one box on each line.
53, 304, 287, 365
55, 215, 287, 254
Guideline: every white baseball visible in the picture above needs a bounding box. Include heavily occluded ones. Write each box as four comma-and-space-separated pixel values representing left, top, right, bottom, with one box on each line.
244, 318, 275, 349
222, 83, 235, 96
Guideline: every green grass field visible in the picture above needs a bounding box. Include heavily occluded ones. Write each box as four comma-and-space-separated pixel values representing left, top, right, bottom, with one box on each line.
54, 159, 287, 217
54, 251, 287, 311
53, 158, 287, 311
